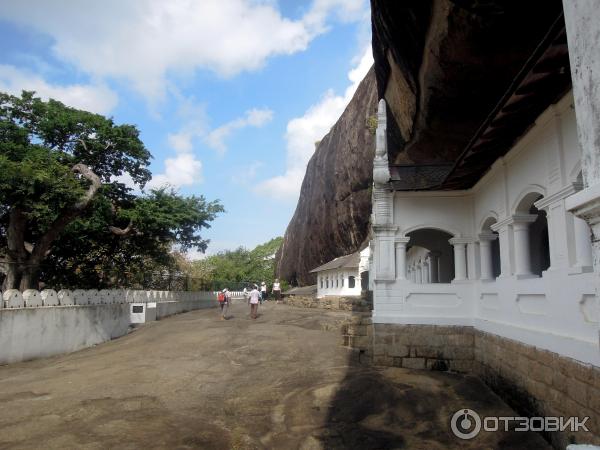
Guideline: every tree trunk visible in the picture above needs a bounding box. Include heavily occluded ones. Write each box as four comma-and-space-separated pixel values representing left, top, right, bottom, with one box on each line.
19, 262, 40, 291
2, 257, 22, 291
3, 165, 104, 291
3, 208, 27, 290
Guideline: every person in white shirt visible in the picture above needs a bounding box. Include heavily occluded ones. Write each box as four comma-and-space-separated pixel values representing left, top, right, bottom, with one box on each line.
272, 279, 282, 303
260, 281, 267, 303
249, 285, 260, 319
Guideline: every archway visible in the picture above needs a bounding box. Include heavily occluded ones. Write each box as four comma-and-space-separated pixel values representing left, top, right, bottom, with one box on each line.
406, 228, 454, 283
515, 193, 550, 277
481, 217, 501, 279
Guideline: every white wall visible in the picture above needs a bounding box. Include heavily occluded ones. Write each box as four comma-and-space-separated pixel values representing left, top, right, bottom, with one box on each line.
372, 92, 600, 366
316, 268, 361, 298
0, 289, 216, 365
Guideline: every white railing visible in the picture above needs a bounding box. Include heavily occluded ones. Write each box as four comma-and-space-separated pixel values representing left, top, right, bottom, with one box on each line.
373, 270, 599, 366
1, 289, 216, 308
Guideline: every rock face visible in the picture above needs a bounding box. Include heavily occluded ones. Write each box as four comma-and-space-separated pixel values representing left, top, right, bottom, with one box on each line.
277, 0, 564, 285
370, 0, 564, 166
276, 68, 378, 286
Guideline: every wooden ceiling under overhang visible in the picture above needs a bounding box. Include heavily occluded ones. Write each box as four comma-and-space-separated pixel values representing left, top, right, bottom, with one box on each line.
371, 0, 570, 191
438, 16, 571, 190
388, 13, 571, 191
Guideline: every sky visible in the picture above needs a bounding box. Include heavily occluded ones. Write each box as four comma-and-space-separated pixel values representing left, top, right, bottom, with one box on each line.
0, 0, 373, 258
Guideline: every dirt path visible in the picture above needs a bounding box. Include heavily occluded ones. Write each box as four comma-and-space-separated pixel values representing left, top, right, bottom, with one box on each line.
0, 301, 549, 449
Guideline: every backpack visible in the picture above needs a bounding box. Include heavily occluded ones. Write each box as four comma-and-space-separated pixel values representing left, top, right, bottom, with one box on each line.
217, 292, 225, 302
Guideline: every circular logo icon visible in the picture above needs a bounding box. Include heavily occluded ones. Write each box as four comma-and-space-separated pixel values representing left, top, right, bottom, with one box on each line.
451, 408, 481, 440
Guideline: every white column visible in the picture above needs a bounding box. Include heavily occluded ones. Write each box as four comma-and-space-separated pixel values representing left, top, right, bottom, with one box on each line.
449, 238, 468, 282
574, 216, 593, 269
429, 251, 440, 283
423, 257, 430, 283
511, 215, 537, 277
479, 233, 497, 281
395, 237, 410, 280
416, 260, 423, 284
467, 241, 478, 280
491, 220, 512, 277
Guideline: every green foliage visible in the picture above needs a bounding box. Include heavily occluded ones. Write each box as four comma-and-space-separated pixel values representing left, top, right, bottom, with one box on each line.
41, 188, 224, 289
190, 237, 286, 290
0, 91, 223, 289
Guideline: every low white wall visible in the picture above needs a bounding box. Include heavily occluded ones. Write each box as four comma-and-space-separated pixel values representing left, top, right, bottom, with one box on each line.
0, 289, 216, 365
0, 304, 131, 364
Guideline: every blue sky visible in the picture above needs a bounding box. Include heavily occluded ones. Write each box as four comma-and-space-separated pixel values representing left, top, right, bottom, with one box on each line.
0, 0, 373, 257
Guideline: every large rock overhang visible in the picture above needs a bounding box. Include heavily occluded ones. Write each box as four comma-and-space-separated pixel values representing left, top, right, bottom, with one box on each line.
371, 0, 570, 191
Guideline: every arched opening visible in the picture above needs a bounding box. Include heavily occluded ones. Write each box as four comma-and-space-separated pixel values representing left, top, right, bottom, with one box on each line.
348, 276, 356, 289
481, 217, 501, 279
528, 203, 550, 275
515, 193, 550, 277
406, 228, 454, 283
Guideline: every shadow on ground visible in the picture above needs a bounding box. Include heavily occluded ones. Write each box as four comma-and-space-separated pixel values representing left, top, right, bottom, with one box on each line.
314, 334, 551, 449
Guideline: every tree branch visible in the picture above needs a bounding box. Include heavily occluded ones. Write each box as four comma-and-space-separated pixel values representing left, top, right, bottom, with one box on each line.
30, 163, 102, 262
72, 163, 101, 210
109, 220, 134, 237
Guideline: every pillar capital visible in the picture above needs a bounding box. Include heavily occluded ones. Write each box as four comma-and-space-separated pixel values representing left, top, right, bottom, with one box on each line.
448, 237, 471, 246
478, 233, 498, 242
394, 237, 410, 246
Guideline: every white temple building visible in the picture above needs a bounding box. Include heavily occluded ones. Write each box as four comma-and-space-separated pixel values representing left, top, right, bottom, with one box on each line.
370, 60, 599, 366
311, 247, 370, 298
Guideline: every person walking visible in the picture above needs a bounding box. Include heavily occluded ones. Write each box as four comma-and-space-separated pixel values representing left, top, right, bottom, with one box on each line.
218, 288, 229, 320
249, 285, 260, 319
260, 281, 267, 302
272, 279, 282, 303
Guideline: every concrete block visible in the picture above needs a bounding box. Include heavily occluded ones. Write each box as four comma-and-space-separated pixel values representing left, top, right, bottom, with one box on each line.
41, 289, 59, 306
73, 289, 90, 305
23, 289, 42, 307
88, 290, 101, 305
3, 289, 23, 308
58, 289, 74, 306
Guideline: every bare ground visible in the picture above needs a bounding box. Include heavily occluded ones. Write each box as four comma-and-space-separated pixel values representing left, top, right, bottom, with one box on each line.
0, 301, 549, 449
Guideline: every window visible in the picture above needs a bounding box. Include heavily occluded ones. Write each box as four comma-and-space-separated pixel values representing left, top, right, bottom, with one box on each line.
348, 276, 356, 288
320, 276, 323, 289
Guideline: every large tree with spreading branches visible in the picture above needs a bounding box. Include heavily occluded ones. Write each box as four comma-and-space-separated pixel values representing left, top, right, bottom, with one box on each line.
0, 91, 223, 290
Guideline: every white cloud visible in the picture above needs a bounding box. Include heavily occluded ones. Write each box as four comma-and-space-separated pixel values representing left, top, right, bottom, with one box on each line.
146, 152, 203, 190
0, 64, 117, 114
205, 108, 273, 154
256, 45, 373, 201
0, 0, 368, 101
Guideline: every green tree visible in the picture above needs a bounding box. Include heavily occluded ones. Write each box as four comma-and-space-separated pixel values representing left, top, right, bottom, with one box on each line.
0, 91, 223, 290
41, 188, 223, 289
192, 237, 284, 290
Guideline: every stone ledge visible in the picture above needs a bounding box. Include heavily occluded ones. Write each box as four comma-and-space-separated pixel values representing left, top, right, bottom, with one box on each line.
339, 317, 600, 448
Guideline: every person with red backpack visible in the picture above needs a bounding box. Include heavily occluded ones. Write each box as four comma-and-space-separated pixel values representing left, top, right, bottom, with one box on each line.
218, 288, 229, 320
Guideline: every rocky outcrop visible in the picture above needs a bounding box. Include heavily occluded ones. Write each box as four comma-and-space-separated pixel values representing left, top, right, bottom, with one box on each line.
277, 0, 564, 285
276, 68, 378, 286
371, 0, 564, 166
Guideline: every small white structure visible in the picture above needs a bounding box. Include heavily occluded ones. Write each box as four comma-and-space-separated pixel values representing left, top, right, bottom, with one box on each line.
312, 247, 370, 298
130, 302, 157, 324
